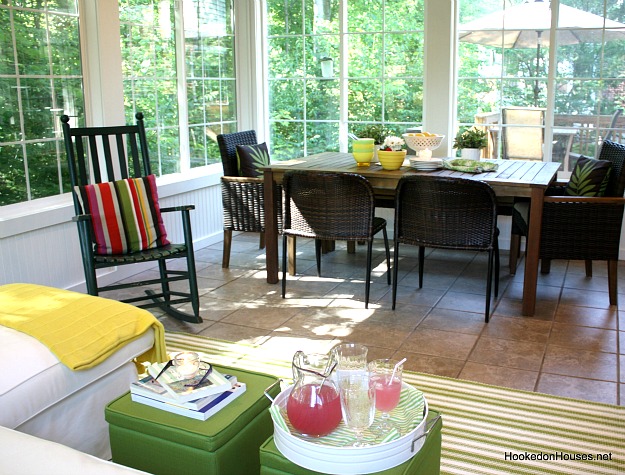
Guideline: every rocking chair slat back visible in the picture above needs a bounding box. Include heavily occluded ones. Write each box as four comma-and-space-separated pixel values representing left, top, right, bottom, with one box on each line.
63, 115, 152, 191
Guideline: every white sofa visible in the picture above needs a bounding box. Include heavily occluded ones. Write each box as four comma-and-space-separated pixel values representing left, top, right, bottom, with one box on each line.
0, 425, 150, 475
0, 283, 164, 461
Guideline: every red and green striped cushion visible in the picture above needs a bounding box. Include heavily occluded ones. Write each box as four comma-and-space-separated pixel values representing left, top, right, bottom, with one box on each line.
76, 175, 170, 255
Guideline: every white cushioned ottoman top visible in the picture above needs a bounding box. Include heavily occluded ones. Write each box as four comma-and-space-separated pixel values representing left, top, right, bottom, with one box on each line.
0, 325, 154, 428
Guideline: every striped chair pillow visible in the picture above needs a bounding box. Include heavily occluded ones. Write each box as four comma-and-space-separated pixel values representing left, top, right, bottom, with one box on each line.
75, 175, 170, 255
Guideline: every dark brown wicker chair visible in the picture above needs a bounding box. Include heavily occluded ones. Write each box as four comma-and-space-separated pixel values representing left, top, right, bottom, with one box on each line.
281, 171, 391, 308
217, 130, 282, 268
509, 140, 625, 305
392, 175, 499, 322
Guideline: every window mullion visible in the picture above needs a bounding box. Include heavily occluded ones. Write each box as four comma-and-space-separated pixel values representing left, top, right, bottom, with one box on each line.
7, 7, 31, 200
543, 0, 561, 165
174, 0, 190, 173
302, 0, 307, 156
381, 0, 386, 124
339, 0, 347, 152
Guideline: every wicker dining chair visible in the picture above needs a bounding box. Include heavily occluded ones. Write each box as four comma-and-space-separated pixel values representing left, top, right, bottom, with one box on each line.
509, 140, 625, 305
281, 171, 391, 308
217, 130, 282, 268
392, 175, 499, 322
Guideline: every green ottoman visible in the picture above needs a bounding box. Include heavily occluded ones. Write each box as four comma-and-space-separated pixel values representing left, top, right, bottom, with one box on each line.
259, 411, 442, 475
106, 365, 280, 475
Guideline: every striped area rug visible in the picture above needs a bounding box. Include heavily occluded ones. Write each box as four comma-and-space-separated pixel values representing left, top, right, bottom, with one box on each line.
165, 332, 625, 475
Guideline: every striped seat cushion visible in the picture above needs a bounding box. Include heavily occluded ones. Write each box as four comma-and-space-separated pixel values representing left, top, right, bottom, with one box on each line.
75, 175, 170, 255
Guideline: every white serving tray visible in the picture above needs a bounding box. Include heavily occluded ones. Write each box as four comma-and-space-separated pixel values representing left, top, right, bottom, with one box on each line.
270, 383, 430, 474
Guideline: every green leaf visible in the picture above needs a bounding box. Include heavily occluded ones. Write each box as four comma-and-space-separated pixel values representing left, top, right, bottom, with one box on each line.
250, 147, 271, 177
567, 159, 611, 196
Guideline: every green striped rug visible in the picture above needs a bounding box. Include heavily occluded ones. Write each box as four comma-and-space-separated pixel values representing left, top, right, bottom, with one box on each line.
165, 332, 625, 475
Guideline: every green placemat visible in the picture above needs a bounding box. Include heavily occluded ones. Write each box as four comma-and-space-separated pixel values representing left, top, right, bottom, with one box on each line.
443, 159, 498, 173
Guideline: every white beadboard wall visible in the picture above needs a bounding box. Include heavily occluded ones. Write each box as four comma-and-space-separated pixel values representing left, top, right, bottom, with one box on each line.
0, 177, 224, 292
0, 218, 85, 289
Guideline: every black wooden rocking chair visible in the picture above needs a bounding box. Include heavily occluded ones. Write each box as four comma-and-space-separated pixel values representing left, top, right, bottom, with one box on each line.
61, 113, 201, 323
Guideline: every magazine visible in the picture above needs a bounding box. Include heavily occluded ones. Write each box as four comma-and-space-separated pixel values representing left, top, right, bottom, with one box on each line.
130, 374, 237, 410
130, 382, 247, 421
146, 361, 231, 403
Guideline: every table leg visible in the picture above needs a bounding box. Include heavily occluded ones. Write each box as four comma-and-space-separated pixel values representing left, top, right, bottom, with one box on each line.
322, 240, 336, 253
264, 170, 279, 284
288, 236, 296, 276
522, 187, 545, 316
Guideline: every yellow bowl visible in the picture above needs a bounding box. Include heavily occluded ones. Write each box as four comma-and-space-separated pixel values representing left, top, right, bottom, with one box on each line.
353, 144, 374, 152
378, 150, 406, 170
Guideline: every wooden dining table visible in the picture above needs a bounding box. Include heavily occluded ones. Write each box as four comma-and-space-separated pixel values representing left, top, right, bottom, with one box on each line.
261, 152, 561, 316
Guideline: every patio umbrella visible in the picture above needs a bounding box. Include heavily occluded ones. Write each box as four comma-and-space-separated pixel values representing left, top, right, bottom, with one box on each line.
459, 0, 625, 104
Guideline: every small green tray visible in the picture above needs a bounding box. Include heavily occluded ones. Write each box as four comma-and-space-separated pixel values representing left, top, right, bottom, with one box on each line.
443, 159, 498, 173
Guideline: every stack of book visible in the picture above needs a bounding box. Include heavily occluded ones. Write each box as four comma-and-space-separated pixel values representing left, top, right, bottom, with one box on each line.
130, 361, 246, 421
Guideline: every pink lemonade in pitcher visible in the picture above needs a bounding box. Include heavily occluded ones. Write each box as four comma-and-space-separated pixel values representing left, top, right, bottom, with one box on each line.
286, 383, 342, 437
372, 375, 402, 412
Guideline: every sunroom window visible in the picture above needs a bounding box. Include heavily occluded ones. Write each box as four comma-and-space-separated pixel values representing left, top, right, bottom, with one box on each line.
457, 0, 625, 172
0, 0, 83, 206
266, 0, 425, 160
119, 0, 235, 175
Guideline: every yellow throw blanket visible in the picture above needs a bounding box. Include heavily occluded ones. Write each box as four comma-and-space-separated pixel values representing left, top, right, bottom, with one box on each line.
0, 283, 167, 370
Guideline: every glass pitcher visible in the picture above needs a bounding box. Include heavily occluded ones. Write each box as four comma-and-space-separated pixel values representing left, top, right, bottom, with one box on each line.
286, 351, 342, 437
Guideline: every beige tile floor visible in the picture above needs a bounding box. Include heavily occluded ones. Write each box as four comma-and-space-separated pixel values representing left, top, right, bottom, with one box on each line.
115, 233, 624, 406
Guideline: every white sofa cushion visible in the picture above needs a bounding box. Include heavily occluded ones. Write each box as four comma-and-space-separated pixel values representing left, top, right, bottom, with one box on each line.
0, 325, 154, 428
0, 425, 150, 475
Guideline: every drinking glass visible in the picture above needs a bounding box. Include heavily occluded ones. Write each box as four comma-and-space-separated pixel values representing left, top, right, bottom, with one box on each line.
368, 358, 403, 435
173, 351, 200, 379
338, 373, 376, 447
331, 343, 368, 385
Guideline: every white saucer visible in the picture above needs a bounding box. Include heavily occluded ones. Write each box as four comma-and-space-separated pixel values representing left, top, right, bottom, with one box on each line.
410, 157, 443, 171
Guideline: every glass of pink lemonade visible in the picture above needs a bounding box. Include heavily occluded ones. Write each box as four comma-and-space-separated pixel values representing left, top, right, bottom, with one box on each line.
368, 358, 404, 434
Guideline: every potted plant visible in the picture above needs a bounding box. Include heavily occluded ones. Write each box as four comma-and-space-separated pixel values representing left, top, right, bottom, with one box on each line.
353, 124, 394, 146
453, 127, 488, 161
377, 136, 407, 170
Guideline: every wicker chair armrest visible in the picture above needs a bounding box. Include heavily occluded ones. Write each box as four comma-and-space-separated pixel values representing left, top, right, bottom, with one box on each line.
541, 196, 625, 260
161, 205, 195, 213
221, 176, 264, 184
544, 196, 625, 204
545, 184, 568, 196
220, 176, 283, 233
221, 176, 272, 233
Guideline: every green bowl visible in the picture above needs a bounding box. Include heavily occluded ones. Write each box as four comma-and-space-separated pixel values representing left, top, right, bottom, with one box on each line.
353, 144, 374, 152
